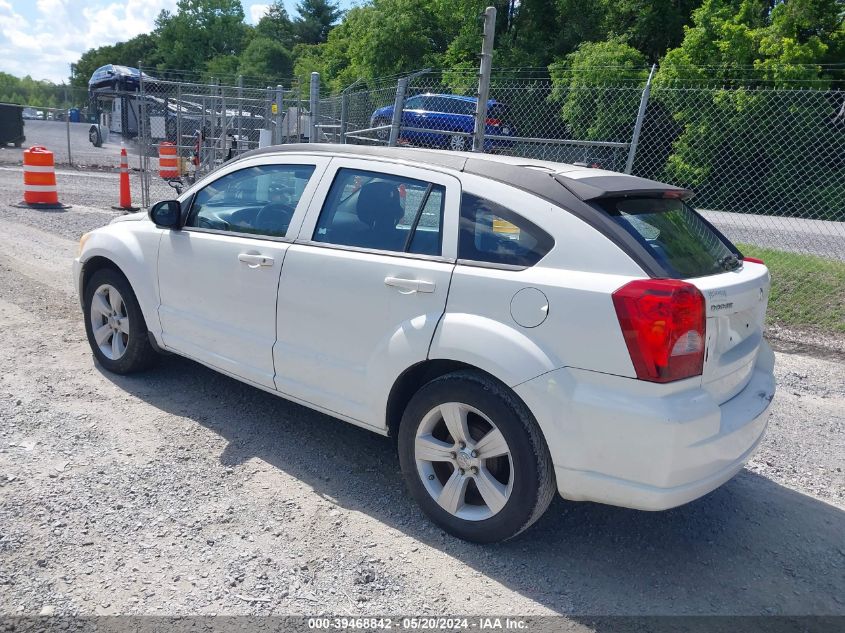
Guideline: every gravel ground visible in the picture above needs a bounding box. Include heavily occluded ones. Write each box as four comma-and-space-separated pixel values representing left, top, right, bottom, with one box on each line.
0, 168, 843, 623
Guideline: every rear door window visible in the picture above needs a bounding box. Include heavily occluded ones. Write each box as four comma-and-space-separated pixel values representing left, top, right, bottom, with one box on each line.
458, 193, 554, 268
597, 197, 739, 278
313, 168, 445, 256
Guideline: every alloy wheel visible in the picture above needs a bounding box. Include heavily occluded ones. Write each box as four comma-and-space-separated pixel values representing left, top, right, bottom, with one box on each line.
414, 402, 514, 521
89, 284, 130, 360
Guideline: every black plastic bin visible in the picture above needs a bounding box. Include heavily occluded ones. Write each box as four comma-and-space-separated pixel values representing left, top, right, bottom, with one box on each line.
0, 103, 25, 147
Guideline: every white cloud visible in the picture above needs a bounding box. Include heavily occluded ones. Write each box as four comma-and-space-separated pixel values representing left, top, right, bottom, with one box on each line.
249, 3, 270, 24
0, 0, 178, 83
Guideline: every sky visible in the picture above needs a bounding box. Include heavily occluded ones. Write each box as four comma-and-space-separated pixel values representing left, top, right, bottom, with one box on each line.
0, 0, 354, 84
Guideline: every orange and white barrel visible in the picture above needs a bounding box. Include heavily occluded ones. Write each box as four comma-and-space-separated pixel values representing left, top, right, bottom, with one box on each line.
158, 141, 179, 179
23, 146, 58, 205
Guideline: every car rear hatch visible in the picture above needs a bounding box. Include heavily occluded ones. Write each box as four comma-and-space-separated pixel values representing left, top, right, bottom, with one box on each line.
486, 104, 514, 136
593, 194, 770, 403
690, 263, 769, 402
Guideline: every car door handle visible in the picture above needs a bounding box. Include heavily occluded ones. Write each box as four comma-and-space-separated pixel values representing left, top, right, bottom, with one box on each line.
238, 253, 274, 268
384, 277, 435, 294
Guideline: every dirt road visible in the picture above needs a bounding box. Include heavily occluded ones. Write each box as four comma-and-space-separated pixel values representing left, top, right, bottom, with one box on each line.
0, 176, 843, 623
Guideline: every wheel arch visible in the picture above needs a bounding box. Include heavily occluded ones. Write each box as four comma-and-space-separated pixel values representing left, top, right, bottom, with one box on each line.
81, 255, 126, 297
79, 232, 162, 344
385, 359, 538, 443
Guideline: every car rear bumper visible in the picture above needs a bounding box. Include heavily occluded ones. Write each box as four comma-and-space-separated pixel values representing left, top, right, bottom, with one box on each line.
514, 340, 776, 511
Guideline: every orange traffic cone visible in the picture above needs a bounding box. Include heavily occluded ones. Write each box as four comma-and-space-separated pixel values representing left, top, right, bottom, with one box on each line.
14, 146, 69, 209
114, 145, 138, 212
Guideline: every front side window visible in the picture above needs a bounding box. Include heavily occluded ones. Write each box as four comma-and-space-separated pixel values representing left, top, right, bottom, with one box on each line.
187, 164, 315, 238
459, 193, 554, 268
313, 168, 445, 256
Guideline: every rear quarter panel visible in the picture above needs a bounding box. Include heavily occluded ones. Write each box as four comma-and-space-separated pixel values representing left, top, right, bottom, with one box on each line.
429, 174, 645, 386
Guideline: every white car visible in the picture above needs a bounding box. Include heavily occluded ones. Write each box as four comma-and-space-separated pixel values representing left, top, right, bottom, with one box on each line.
74, 145, 776, 542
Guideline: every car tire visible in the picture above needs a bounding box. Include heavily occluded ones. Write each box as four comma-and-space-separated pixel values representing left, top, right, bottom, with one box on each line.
398, 370, 556, 543
89, 125, 102, 147
374, 117, 390, 142
448, 134, 466, 151
83, 268, 158, 374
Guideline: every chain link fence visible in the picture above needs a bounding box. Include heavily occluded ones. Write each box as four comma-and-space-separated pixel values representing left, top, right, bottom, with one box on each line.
113, 65, 844, 335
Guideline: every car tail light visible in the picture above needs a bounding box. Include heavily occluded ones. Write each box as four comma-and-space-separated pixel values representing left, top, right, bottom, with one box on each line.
485, 118, 501, 126
612, 279, 706, 383
743, 256, 764, 265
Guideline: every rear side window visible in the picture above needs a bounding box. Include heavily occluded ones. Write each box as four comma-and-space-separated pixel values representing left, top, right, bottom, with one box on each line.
404, 95, 424, 109
458, 193, 554, 268
598, 198, 738, 278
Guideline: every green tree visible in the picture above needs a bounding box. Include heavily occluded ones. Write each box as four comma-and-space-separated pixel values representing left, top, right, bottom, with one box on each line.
154, 0, 248, 72
653, 0, 845, 218
294, 0, 343, 45
602, 0, 700, 61
549, 38, 648, 141
0, 72, 63, 106
256, 0, 296, 49
205, 54, 242, 81
239, 37, 294, 84
444, 0, 607, 71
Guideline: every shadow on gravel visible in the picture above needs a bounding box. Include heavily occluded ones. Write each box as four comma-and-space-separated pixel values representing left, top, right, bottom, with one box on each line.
99, 355, 845, 617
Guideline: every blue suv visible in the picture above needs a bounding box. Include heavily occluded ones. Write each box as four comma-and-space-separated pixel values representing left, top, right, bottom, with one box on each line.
370, 93, 516, 152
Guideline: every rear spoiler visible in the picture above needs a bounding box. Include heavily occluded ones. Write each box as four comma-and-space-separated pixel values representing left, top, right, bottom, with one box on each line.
554, 172, 694, 202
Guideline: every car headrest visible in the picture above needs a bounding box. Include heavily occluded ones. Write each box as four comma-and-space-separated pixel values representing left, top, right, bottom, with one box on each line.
357, 181, 403, 227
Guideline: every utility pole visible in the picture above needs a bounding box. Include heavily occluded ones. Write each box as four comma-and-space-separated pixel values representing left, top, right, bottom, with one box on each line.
388, 77, 409, 147
309, 72, 320, 143
472, 6, 496, 153
64, 77, 72, 167
625, 64, 656, 174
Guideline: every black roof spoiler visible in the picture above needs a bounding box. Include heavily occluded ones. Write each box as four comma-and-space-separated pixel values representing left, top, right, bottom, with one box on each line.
553, 172, 694, 201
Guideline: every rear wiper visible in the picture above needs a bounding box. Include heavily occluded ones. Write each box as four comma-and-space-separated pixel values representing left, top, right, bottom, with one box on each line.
719, 253, 741, 271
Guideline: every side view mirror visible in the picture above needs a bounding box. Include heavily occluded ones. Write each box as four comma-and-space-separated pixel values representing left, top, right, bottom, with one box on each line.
149, 200, 181, 229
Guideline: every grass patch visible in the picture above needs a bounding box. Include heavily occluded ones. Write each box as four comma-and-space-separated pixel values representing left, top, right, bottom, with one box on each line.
738, 243, 845, 333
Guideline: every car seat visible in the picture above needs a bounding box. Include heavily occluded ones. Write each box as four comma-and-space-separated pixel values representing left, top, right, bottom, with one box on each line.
356, 181, 405, 251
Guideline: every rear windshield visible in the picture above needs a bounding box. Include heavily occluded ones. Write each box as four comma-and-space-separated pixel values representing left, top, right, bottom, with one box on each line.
598, 197, 738, 278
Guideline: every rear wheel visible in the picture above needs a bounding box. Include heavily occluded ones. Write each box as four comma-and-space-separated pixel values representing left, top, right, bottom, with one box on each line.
398, 371, 555, 543
374, 117, 390, 142
448, 134, 466, 151
83, 268, 158, 374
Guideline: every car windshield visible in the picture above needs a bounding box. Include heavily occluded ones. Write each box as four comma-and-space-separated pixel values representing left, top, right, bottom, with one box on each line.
597, 197, 739, 278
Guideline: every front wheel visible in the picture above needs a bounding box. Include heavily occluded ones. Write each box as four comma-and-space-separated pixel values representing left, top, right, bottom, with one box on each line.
83, 268, 158, 374
448, 134, 466, 151
398, 371, 555, 543
88, 125, 102, 147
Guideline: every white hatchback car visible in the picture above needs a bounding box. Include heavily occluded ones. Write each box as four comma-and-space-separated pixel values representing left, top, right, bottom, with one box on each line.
75, 145, 776, 542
